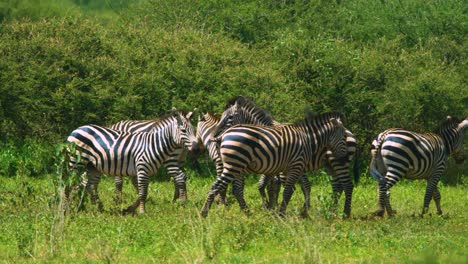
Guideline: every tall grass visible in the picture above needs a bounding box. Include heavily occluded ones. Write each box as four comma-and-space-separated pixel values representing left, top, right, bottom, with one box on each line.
0, 167, 466, 262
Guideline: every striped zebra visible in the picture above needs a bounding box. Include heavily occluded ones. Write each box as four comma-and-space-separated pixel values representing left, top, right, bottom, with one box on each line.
200, 112, 349, 217
369, 116, 467, 217
109, 110, 196, 204
211, 96, 310, 209
67, 109, 199, 214
213, 96, 357, 217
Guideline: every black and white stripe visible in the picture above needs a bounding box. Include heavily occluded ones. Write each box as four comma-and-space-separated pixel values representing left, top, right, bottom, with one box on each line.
67, 110, 199, 214
109, 110, 196, 203
201, 112, 349, 217
214, 96, 357, 217
369, 116, 467, 216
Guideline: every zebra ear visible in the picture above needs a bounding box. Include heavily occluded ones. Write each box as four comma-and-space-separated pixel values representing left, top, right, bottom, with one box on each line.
199, 113, 206, 122
186, 112, 193, 120
236, 96, 246, 105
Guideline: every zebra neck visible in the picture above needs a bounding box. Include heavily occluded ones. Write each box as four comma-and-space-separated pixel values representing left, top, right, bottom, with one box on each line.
439, 131, 455, 156
153, 123, 178, 151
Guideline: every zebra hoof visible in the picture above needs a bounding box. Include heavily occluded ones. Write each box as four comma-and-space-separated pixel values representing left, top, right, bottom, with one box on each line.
387, 209, 397, 217
371, 209, 385, 217
200, 210, 208, 218
122, 207, 136, 216
300, 211, 310, 219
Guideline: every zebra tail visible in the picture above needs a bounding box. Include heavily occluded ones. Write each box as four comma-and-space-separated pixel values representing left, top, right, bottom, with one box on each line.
369, 137, 385, 180
209, 136, 222, 144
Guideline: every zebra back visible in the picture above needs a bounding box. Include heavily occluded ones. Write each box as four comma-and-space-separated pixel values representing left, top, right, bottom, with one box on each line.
219, 112, 348, 174
67, 111, 198, 176
110, 119, 160, 133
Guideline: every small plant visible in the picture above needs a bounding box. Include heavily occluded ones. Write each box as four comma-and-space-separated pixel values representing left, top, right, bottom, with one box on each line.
49, 142, 85, 255
317, 193, 339, 221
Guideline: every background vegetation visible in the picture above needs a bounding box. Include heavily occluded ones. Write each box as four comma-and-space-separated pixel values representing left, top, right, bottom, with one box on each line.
0, 0, 466, 262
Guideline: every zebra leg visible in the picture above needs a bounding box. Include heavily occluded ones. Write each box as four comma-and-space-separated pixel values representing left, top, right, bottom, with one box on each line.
341, 178, 354, 218
122, 176, 140, 215
298, 174, 311, 218
172, 171, 188, 203
232, 176, 249, 215
373, 178, 388, 217
267, 175, 281, 209
164, 154, 188, 203
201, 171, 235, 217
279, 170, 302, 217
114, 176, 123, 205
127, 170, 151, 214
422, 177, 441, 216
330, 177, 342, 214
432, 185, 442, 215
214, 158, 229, 205
258, 174, 271, 209
86, 167, 104, 212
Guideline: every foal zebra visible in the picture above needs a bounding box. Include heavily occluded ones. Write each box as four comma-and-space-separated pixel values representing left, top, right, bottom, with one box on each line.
109, 110, 196, 203
201, 112, 349, 217
67, 110, 199, 214
369, 116, 467, 216
213, 96, 356, 217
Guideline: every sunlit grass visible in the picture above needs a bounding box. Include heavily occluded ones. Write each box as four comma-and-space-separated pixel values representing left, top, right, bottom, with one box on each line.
0, 172, 466, 263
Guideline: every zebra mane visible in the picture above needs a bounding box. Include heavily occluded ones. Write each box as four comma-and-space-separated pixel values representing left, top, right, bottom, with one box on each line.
225, 95, 275, 125
302, 111, 345, 126
225, 95, 252, 109
205, 112, 220, 119
200, 112, 220, 122
438, 116, 461, 134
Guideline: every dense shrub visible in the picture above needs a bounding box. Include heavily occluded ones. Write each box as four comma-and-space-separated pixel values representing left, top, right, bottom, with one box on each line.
0, 0, 466, 178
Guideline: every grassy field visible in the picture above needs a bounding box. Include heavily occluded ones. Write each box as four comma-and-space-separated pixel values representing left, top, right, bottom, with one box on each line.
0, 169, 466, 263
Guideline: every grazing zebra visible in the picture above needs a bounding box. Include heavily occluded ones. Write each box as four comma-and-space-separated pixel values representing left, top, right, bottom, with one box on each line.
214, 96, 357, 217
109, 110, 196, 203
201, 112, 349, 217
369, 116, 467, 217
67, 110, 199, 214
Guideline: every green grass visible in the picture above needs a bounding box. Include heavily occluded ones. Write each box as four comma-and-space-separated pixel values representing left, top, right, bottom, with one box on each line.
0, 172, 466, 263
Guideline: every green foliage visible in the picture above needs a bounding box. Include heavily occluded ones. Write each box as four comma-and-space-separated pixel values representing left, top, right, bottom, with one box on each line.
0, 0, 466, 177
0, 140, 54, 177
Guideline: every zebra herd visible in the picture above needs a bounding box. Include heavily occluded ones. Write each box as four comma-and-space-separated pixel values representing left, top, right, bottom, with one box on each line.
66, 96, 467, 218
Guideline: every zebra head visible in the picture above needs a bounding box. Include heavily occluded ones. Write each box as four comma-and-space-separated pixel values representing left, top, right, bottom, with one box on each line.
171, 108, 200, 154
213, 97, 244, 138
443, 116, 468, 164
324, 117, 348, 162
213, 96, 274, 138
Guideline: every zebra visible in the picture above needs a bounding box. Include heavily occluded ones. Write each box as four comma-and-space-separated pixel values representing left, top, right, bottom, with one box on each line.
109, 110, 197, 204
258, 130, 357, 217
67, 109, 199, 214
200, 112, 349, 217
369, 116, 467, 217
213, 96, 356, 217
